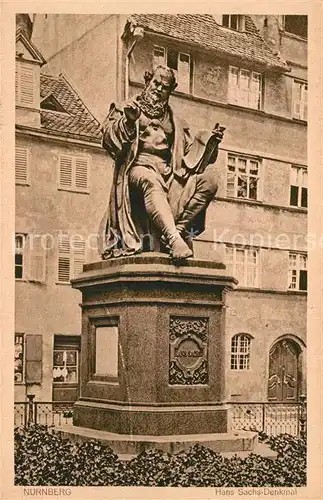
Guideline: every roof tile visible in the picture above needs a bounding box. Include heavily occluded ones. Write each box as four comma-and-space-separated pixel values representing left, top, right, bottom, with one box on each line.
128, 14, 288, 71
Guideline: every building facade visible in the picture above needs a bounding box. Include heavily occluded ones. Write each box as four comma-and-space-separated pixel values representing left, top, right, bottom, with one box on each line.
16, 14, 307, 404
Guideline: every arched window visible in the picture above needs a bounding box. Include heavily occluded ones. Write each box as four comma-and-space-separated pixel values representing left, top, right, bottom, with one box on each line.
230, 334, 251, 370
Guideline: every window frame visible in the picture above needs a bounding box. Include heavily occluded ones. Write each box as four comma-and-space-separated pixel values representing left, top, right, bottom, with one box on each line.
289, 164, 307, 208
15, 233, 26, 280
53, 348, 79, 385
226, 152, 262, 201
288, 252, 307, 292
152, 44, 192, 94
14, 333, 25, 384
58, 153, 90, 194
225, 245, 260, 288
222, 15, 245, 31
228, 65, 263, 110
230, 334, 252, 371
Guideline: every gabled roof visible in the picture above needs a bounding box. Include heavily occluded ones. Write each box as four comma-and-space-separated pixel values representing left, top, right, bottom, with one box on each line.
16, 28, 46, 66
39, 73, 102, 143
127, 14, 288, 71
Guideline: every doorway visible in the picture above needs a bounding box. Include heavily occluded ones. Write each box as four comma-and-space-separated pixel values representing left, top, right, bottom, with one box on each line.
267, 338, 302, 401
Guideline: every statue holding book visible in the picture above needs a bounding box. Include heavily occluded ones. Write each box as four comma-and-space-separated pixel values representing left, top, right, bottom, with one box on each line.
99, 65, 225, 261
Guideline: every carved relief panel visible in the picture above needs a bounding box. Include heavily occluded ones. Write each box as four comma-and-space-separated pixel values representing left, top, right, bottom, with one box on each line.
169, 317, 209, 385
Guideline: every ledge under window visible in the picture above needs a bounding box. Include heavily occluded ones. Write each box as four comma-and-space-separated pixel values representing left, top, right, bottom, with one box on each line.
58, 187, 89, 195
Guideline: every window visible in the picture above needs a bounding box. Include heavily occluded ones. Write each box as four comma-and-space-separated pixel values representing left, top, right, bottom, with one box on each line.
231, 334, 251, 370
15, 234, 26, 279
153, 45, 191, 94
15, 233, 46, 282
57, 234, 85, 283
15, 146, 29, 185
226, 246, 259, 288
222, 15, 245, 31
293, 80, 307, 121
228, 66, 262, 110
15, 333, 24, 383
58, 154, 90, 192
53, 348, 79, 383
290, 165, 307, 208
227, 154, 260, 200
15, 61, 37, 108
288, 253, 307, 291
283, 15, 307, 39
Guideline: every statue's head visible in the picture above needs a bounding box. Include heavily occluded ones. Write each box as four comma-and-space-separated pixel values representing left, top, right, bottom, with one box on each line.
143, 65, 177, 104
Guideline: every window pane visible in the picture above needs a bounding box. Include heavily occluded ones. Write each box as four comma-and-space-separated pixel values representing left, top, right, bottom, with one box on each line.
237, 175, 248, 197
222, 15, 229, 27
229, 67, 239, 86
299, 270, 307, 290
249, 178, 258, 199
290, 185, 299, 206
230, 15, 238, 30
167, 49, 178, 70
301, 187, 308, 208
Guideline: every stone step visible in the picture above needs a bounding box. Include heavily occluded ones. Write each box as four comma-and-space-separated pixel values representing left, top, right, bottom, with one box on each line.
54, 424, 258, 455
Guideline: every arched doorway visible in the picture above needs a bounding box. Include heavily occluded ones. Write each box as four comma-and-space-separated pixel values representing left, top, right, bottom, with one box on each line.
267, 338, 302, 401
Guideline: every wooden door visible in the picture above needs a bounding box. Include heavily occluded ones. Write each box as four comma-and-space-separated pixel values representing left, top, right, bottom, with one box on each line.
268, 339, 300, 401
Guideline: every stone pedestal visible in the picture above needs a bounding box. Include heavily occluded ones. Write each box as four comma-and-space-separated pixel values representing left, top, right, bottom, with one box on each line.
71, 253, 237, 438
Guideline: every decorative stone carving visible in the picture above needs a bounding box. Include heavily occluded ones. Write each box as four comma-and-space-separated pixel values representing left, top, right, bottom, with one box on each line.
169, 317, 208, 385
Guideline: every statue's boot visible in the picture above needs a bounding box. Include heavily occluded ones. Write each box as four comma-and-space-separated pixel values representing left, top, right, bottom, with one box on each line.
176, 174, 218, 242
151, 211, 193, 260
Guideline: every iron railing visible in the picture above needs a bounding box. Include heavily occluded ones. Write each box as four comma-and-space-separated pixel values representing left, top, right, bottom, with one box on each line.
14, 396, 74, 428
15, 396, 307, 437
231, 398, 306, 437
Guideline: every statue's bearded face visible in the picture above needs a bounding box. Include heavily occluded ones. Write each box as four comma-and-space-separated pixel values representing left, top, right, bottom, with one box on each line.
138, 68, 175, 118
146, 69, 173, 103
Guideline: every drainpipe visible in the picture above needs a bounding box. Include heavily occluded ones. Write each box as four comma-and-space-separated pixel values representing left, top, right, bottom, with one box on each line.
125, 26, 144, 100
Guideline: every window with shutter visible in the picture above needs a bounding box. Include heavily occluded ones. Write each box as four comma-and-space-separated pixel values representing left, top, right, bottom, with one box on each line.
25, 334, 43, 384
59, 155, 73, 188
58, 154, 90, 192
26, 235, 46, 283
15, 146, 29, 185
292, 80, 307, 121
58, 234, 71, 283
57, 234, 86, 283
15, 61, 36, 108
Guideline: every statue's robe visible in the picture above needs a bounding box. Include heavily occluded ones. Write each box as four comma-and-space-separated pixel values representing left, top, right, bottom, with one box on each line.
98, 102, 209, 258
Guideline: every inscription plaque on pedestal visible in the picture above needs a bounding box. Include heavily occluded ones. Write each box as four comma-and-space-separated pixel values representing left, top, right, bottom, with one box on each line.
169, 317, 208, 385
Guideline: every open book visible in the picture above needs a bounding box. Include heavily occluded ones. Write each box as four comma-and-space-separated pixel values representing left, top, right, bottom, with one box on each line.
184, 124, 225, 174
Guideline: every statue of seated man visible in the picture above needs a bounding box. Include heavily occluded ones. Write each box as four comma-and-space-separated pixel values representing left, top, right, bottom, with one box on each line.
99, 65, 225, 261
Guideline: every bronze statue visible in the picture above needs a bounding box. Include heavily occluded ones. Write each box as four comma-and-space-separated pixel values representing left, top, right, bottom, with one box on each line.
99, 65, 225, 262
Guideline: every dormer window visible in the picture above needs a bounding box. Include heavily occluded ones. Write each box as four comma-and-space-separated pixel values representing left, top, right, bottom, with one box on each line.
15, 60, 37, 108
40, 94, 67, 113
222, 15, 245, 31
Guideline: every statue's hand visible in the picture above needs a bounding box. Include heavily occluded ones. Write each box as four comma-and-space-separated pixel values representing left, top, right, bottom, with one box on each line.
212, 123, 225, 143
124, 100, 141, 123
